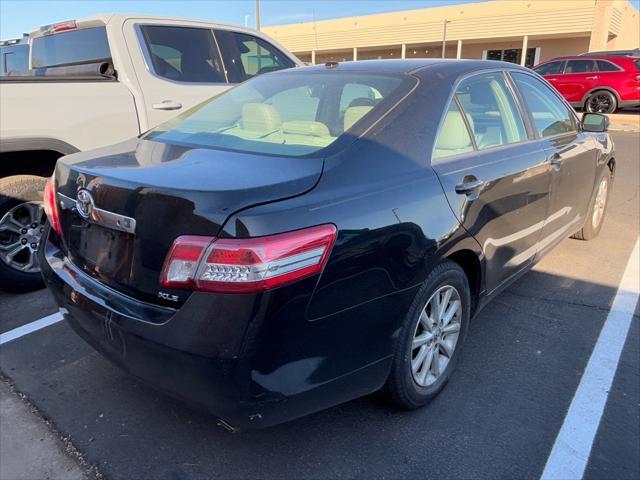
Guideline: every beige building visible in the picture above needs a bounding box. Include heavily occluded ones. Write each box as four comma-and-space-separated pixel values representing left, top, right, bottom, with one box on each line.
263, 0, 640, 67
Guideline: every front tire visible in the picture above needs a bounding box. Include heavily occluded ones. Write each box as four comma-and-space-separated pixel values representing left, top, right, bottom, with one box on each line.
0, 175, 48, 292
385, 260, 470, 409
585, 90, 617, 114
572, 171, 611, 241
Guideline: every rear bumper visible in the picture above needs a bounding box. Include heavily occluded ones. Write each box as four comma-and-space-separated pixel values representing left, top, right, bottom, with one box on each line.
39, 233, 395, 429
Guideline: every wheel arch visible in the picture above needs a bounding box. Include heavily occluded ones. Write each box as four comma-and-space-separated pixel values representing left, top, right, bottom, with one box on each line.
581, 87, 621, 107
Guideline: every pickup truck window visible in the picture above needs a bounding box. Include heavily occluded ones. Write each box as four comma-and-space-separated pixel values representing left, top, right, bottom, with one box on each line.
139, 25, 226, 83
214, 29, 294, 83
31, 27, 111, 68
1, 44, 29, 76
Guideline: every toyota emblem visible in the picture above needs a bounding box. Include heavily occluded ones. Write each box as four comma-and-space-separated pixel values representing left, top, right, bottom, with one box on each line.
75, 188, 94, 219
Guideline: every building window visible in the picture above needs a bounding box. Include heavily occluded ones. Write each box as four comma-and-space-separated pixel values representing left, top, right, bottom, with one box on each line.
485, 48, 538, 68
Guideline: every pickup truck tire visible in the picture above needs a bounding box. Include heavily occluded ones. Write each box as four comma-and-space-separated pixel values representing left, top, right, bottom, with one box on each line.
0, 175, 48, 292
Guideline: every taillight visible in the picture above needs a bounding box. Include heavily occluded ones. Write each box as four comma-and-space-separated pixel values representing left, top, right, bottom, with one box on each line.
160, 224, 337, 293
43, 179, 61, 237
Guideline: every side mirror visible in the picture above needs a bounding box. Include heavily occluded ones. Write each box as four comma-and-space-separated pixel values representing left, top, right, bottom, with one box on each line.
582, 112, 609, 132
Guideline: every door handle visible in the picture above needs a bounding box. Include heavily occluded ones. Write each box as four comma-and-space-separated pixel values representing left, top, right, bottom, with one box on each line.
152, 100, 183, 111
548, 152, 562, 170
585, 75, 599, 80
547, 77, 557, 81
455, 178, 485, 195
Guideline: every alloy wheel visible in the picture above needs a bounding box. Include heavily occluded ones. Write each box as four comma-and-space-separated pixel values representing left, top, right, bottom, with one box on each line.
411, 285, 462, 387
587, 93, 615, 114
0, 201, 46, 273
592, 177, 608, 229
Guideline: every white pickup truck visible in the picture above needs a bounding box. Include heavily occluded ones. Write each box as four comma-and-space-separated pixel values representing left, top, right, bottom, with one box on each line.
0, 14, 301, 290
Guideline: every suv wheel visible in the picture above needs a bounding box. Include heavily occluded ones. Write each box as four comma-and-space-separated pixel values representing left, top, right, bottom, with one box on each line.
0, 175, 48, 292
585, 90, 617, 114
385, 260, 470, 409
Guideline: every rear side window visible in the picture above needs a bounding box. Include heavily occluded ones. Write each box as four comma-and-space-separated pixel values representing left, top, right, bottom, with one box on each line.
215, 29, 294, 83
455, 72, 527, 150
564, 59, 596, 73
140, 25, 225, 83
433, 101, 475, 159
1, 44, 29, 75
511, 72, 575, 138
31, 27, 110, 68
596, 60, 621, 72
534, 61, 564, 75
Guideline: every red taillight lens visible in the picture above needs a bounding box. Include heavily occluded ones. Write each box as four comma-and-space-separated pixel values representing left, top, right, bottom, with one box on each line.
160, 224, 337, 293
43, 179, 61, 237
52, 20, 77, 33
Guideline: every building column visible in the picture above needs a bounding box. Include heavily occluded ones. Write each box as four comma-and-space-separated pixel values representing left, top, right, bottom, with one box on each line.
353, 47, 358, 61
520, 35, 528, 66
401, 44, 406, 59
456, 40, 463, 59
311, 50, 316, 64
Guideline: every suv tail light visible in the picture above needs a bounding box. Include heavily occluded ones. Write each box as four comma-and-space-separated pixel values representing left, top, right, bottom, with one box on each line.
160, 224, 337, 293
43, 179, 62, 236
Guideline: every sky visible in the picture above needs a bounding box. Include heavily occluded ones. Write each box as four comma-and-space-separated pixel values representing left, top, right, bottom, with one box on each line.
2, 0, 639, 41
1, 0, 487, 39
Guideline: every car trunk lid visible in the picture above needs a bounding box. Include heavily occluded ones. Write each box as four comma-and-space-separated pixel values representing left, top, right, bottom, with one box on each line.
54, 138, 323, 307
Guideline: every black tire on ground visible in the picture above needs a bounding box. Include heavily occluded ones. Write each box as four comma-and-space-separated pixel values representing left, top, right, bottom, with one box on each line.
384, 260, 471, 409
585, 90, 618, 114
0, 175, 48, 292
572, 170, 612, 241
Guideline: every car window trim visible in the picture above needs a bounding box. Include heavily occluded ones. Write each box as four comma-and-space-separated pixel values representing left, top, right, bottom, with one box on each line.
134, 23, 230, 85
502, 71, 536, 141
506, 70, 580, 139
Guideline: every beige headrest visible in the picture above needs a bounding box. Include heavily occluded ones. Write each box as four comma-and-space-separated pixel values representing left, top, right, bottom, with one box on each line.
242, 103, 282, 132
282, 121, 331, 137
344, 106, 373, 131
437, 110, 474, 150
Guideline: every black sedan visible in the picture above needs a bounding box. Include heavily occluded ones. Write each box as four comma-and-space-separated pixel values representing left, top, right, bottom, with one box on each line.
40, 59, 614, 430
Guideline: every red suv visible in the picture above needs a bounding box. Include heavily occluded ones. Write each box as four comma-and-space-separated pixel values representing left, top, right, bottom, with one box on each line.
533, 55, 640, 113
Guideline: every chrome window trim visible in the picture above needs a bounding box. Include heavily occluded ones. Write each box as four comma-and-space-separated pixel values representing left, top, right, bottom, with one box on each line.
134, 23, 230, 86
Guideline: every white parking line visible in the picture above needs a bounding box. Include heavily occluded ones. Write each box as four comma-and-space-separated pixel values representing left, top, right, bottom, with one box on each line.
541, 238, 640, 480
0, 312, 64, 345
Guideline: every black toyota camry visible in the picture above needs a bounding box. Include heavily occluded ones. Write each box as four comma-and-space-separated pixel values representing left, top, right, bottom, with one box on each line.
40, 59, 614, 430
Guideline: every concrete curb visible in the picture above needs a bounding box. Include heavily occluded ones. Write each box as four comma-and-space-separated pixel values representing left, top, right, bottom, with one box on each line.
606, 113, 640, 133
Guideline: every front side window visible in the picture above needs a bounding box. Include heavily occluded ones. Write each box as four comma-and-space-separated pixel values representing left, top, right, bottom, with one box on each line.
140, 25, 225, 83
145, 71, 411, 157
533, 61, 564, 76
215, 30, 294, 83
511, 72, 575, 138
454, 72, 527, 150
31, 27, 111, 68
565, 59, 596, 73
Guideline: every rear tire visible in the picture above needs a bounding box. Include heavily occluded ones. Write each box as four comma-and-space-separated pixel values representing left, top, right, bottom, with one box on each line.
0, 175, 48, 292
572, 171, 611, 241
585, 90, 617, 114
385, 260, 470, 409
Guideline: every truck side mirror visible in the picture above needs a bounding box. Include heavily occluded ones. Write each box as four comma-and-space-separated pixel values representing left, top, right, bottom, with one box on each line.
582, 113, 609, 132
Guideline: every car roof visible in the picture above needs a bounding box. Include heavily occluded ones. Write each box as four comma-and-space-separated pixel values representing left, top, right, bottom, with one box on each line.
290, 59, 532, 75
540, 55, 635, 62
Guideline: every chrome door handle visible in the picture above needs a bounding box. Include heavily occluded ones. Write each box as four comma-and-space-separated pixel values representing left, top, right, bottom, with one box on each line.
548, 152, 562, 170
585, 76, 599, 80
152, 100, 183, 111
455, 179, 485, 195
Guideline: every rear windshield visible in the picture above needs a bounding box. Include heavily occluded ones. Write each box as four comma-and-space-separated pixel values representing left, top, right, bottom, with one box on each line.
145, 70, 414, 157
31, 27, 111, 68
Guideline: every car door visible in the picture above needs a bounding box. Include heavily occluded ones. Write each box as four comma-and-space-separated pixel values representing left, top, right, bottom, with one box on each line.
431, 71, 552, 293
122, 19, 232, 130
510, 71, 598, 259
534, 60, 566, 90
555, 59, 598, 102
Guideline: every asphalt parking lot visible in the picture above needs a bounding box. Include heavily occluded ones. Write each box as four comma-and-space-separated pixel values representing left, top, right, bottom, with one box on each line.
1, 131, 638, 480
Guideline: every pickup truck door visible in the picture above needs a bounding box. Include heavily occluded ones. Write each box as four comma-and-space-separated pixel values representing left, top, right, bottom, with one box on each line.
122, 19, 232, 131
